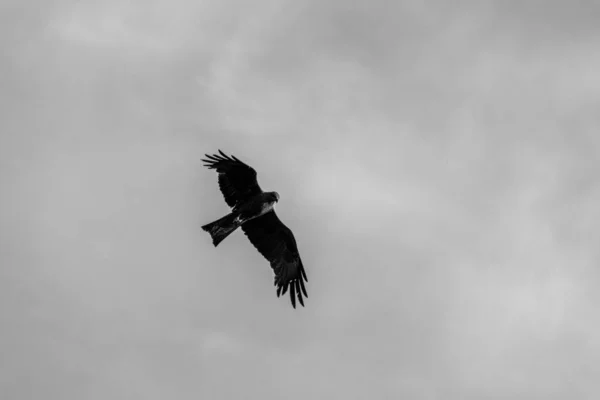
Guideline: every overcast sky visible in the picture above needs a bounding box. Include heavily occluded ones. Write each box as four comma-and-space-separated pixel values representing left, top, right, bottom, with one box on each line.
2, 1, 600, 399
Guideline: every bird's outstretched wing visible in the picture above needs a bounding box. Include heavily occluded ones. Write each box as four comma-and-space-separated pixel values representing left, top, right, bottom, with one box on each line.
202, 150, 263, 209
241, 211, 308, 308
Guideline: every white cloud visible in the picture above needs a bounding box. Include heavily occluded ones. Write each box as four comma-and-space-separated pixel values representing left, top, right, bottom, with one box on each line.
51, 2, 162, 49
201, 332, 243, 354
3, 1, 600, 399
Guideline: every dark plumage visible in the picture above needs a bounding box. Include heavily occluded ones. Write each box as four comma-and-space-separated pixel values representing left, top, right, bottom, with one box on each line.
201, 150, 308, 308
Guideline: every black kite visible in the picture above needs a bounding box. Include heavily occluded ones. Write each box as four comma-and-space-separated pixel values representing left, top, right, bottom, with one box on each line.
201, 150, 308, 308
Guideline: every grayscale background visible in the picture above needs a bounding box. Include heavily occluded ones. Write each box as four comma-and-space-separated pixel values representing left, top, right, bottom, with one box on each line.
2, 1, 599, 399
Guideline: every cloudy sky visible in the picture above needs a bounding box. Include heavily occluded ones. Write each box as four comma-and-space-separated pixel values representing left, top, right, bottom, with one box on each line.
2, 1, 600, 398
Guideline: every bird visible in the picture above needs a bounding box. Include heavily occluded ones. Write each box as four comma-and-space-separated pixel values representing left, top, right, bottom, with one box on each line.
201, 150, 308, 308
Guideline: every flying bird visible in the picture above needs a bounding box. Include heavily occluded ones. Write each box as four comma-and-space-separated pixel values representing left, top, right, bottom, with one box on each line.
201, 150, 308, 308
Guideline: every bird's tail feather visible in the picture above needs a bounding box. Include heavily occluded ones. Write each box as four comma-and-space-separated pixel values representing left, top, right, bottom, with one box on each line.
202, 213, 240, 247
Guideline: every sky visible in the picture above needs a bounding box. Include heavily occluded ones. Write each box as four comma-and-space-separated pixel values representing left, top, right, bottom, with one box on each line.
1, 0, 600, 399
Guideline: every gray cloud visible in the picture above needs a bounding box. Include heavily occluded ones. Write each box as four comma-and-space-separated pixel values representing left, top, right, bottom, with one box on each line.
1, 1, 599, 399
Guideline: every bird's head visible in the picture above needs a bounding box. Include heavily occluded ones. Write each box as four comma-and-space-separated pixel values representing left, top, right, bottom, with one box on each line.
270, 192, 280, 203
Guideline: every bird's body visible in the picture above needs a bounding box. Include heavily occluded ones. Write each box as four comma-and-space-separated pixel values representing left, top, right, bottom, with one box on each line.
234, 191, 279, 224
201, 150, 308, 308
